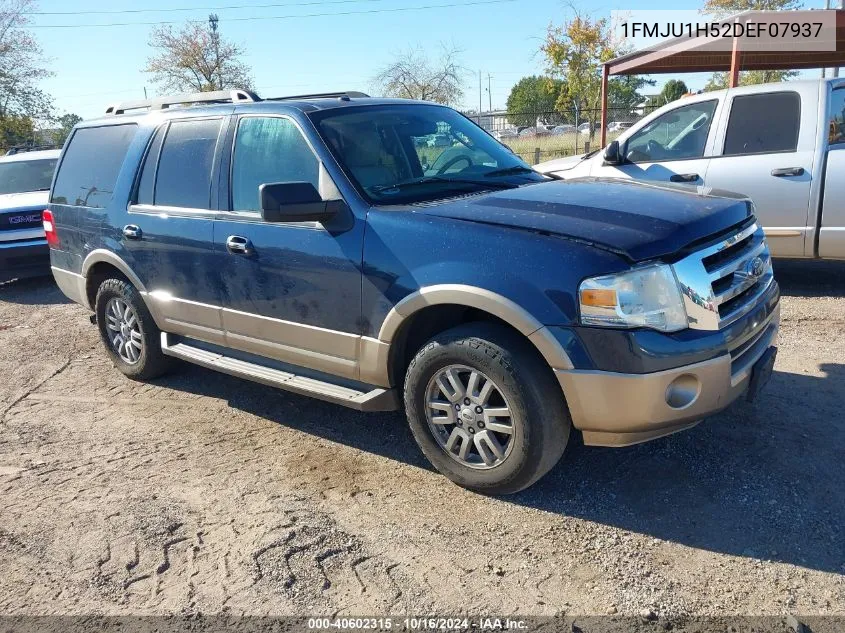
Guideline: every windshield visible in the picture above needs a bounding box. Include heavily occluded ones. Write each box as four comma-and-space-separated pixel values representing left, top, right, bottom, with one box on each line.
0, 158, 58, 195
311, 104, 546, 204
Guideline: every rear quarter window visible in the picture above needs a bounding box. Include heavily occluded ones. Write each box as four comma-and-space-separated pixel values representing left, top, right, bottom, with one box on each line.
51, 124, 137, 208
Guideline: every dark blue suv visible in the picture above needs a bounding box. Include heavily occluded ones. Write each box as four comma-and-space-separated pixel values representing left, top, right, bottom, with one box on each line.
48, 90, 780, 494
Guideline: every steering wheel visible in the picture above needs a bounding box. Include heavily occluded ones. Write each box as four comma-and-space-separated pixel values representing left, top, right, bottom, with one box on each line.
435, 154, 473, 175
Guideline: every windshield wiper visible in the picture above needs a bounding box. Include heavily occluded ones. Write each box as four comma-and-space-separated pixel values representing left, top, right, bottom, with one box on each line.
482, 165, 535, 178
371, 176, 519, 194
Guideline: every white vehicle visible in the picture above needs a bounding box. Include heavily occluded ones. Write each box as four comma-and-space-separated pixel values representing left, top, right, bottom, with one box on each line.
0, 148, 61, 282
607, 121, 633, 133
537, 78, 845, 259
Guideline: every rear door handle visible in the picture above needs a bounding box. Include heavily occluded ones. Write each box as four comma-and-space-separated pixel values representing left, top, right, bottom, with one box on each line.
122, 224, 142, 240
669, 173, 700, 183
771, 167, 804, 177
226, 235, 253, 255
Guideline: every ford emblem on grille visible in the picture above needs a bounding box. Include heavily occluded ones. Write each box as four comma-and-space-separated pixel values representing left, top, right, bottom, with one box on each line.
747, 256, 765, 279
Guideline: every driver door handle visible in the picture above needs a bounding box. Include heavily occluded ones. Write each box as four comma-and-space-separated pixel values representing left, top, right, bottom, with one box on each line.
670, 173, 700, 183
122, 224, 142, 240
771, 167, 804, 177
226, 235, 253, 255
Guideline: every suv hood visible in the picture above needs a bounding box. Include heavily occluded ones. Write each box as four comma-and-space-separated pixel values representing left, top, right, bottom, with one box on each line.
0, 190, 49, 212
417, 178, 753, 262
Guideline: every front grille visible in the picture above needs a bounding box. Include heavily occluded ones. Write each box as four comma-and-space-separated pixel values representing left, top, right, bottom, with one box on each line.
672, 222, 775, 331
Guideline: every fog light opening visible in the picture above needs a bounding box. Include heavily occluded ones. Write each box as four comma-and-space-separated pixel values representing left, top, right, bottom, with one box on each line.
665, 374, 701, 410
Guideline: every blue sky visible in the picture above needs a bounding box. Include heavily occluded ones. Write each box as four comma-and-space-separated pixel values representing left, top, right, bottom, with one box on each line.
26, 0, 790, 120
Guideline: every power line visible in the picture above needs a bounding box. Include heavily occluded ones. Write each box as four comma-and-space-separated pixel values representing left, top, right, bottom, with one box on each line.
28, 0, 518, 29
25, 0, 385, 16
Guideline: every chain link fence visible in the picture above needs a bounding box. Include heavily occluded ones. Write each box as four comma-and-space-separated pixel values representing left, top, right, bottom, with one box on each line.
465, 105, 662, 165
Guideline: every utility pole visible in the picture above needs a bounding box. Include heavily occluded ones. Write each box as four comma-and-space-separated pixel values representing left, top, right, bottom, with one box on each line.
209, 14, 221, 90
487, 73, 492, 112
478, 70, 483, 124
835, 0, 843, 78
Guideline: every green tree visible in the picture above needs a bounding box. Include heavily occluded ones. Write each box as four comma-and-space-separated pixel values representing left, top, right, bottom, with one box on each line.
51, 113, 82, 146
0, 0, 53, 151
702, 0, 801, 88
647, 80, 689, 107
704, 69, 797, 91
144, 19, 253, 93
0, 114, 35, 150
541, 12, 651, 137
505, 76, 566, 127
609, 75, 655, 113
703, 0, 800, 16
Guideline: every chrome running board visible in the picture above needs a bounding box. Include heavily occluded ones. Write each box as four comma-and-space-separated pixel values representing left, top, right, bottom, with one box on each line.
161, 333, 399, 412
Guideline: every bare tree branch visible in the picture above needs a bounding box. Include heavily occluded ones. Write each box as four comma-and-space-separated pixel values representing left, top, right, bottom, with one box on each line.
374, 44, 466, 106
144, 21, 253, 94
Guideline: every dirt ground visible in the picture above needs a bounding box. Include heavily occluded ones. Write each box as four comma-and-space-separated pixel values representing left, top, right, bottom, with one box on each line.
0, 260, 843, 621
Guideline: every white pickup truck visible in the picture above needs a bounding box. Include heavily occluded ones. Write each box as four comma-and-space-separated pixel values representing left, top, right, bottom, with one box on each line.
536, 78, 845, 259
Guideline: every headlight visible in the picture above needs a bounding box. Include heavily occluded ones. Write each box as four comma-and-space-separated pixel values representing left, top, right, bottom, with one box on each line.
579, 264, 688, 332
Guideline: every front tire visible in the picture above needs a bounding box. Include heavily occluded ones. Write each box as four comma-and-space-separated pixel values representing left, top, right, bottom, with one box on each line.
95, 278, 172, 380
404, 323, 570, 495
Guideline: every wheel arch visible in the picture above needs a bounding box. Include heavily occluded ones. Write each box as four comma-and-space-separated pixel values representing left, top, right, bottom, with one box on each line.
370, 284, 574, 388
82, 250, 148, 310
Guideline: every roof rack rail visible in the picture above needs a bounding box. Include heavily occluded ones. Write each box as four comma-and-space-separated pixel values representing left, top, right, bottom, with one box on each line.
268, 91, 370, 101
105, 89, 259, 115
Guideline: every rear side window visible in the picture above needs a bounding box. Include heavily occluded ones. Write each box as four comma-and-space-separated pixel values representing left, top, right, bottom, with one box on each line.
136, 126, 166, 206
51, 124, 137, 207
723, 92, 800, 156
828, 88, 845, 146
153, 118, 222, 209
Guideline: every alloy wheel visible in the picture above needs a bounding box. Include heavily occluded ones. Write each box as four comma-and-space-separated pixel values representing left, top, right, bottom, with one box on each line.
104, 297, 143, 364
424, 364, 515, 469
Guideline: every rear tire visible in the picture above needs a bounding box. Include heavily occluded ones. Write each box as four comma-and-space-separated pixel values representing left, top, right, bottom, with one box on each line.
404, 322, 570, 495
95, 278, 172, 380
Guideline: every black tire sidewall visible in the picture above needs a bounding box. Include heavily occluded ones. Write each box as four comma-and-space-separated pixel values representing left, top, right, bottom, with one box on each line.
95, 278, 165, 380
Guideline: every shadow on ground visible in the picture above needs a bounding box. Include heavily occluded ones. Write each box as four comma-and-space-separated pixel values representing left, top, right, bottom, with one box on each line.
159, 351, 844, 578
0, 276, 68, 306
772, 259, 845, 298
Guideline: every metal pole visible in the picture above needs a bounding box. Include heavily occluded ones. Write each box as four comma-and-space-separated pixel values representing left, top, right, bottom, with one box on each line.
209, 14, 221, 90
823, 0, 830, 78
600, 64, 609, 148
834, 0, 842, 78
487, 74, 492, 112
729, 32, 741, 88
478, 70, 483, 124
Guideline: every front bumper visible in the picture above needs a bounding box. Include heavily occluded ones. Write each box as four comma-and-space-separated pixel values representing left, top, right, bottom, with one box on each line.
0, 238, 50, 283
557, 301, 780, 447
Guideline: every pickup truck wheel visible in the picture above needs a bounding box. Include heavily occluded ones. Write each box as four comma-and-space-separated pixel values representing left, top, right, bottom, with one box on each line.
95, 278, 172, 380
404, 322, 570, 495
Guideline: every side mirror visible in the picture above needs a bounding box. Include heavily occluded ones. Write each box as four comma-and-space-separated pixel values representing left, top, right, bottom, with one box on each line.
260, 182, 338, 223
602, 140, 622, 166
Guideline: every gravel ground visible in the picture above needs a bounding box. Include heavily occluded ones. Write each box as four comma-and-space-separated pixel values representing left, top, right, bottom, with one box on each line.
0, 260, 843, 623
